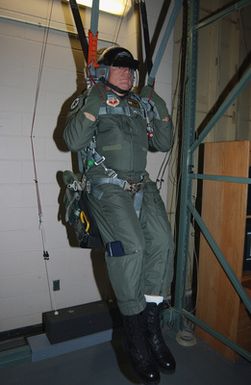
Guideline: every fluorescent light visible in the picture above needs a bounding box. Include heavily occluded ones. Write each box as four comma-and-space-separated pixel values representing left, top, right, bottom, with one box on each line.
66, 0, 131, 16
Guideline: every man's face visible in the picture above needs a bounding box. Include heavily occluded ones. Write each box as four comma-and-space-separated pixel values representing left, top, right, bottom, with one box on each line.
108, 66, 134, 93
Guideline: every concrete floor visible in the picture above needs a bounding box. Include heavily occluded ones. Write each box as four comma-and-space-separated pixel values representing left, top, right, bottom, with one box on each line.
0, 330, 250, 385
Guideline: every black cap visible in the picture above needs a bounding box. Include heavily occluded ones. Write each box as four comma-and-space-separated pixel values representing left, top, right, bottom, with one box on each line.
97, 46, 139, 70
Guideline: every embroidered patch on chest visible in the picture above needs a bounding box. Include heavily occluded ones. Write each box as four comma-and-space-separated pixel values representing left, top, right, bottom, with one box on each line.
127, 98, 140, 109
106, 94, 120, 107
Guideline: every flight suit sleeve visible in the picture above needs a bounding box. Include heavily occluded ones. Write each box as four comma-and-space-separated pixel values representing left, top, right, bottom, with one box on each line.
140, 86, 173, 152
63, 83, 105, 152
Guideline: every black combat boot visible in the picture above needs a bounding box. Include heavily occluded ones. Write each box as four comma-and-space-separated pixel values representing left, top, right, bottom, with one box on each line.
123, 313, 160, 385
143, 303, 176, 372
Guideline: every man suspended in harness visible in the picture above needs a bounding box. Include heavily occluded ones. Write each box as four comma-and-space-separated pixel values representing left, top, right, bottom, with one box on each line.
63, 46, 175, 385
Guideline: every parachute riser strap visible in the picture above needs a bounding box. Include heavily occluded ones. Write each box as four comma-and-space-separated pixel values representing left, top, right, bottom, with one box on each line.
139, 0, 152, 75
69, 0, 89, 63
88, 30, 99, 69
85, 0, 100, 86
148, 0, 183, 86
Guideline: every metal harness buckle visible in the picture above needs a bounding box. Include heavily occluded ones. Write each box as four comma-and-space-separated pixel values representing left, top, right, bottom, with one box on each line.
123, 181, 142, 193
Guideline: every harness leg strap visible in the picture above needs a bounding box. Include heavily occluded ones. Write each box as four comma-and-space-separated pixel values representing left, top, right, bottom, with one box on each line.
134, 190, 144, 218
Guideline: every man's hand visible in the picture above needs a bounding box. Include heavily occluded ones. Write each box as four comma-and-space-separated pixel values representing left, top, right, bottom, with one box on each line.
140, 85, 169, 120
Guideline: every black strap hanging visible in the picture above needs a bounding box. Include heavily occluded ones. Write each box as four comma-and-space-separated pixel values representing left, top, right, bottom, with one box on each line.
139, 0, 152, 75
137, 0, 172, 89
69, 0, 89, 63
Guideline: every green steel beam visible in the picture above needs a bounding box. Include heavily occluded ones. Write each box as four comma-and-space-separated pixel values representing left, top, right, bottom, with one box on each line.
174, 0, 199, 328
182, 310, 251, 361
192, 173, 251, 184
190, 67, 251, 154
196, 0, 251, 30
188, 201, 251, 314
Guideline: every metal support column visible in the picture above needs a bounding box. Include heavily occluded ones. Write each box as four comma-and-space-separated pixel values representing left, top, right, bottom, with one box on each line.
174, 0, 199, 329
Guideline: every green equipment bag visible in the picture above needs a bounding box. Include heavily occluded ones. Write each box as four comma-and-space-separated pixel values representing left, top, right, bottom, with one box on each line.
62, 170, 103, 249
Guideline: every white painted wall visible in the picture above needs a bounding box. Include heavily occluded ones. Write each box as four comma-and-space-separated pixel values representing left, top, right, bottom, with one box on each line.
0, 0, 173, 332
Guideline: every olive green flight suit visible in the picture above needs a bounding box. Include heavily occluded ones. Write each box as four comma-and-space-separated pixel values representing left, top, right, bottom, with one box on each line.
63, 83, 174, 316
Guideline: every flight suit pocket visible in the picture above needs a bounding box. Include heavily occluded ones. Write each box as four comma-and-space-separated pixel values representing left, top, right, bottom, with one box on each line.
105, 251, 143, 304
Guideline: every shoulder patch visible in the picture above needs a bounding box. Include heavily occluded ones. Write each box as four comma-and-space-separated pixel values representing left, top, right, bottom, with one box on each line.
70, 97, 80, 110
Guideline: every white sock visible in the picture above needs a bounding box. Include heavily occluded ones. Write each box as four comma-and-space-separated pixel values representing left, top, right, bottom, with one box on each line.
144, 294, 164, 305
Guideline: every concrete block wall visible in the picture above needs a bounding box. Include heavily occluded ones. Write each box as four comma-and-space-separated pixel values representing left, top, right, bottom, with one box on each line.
0, 0, 173, 332
0, 17, 100, 332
